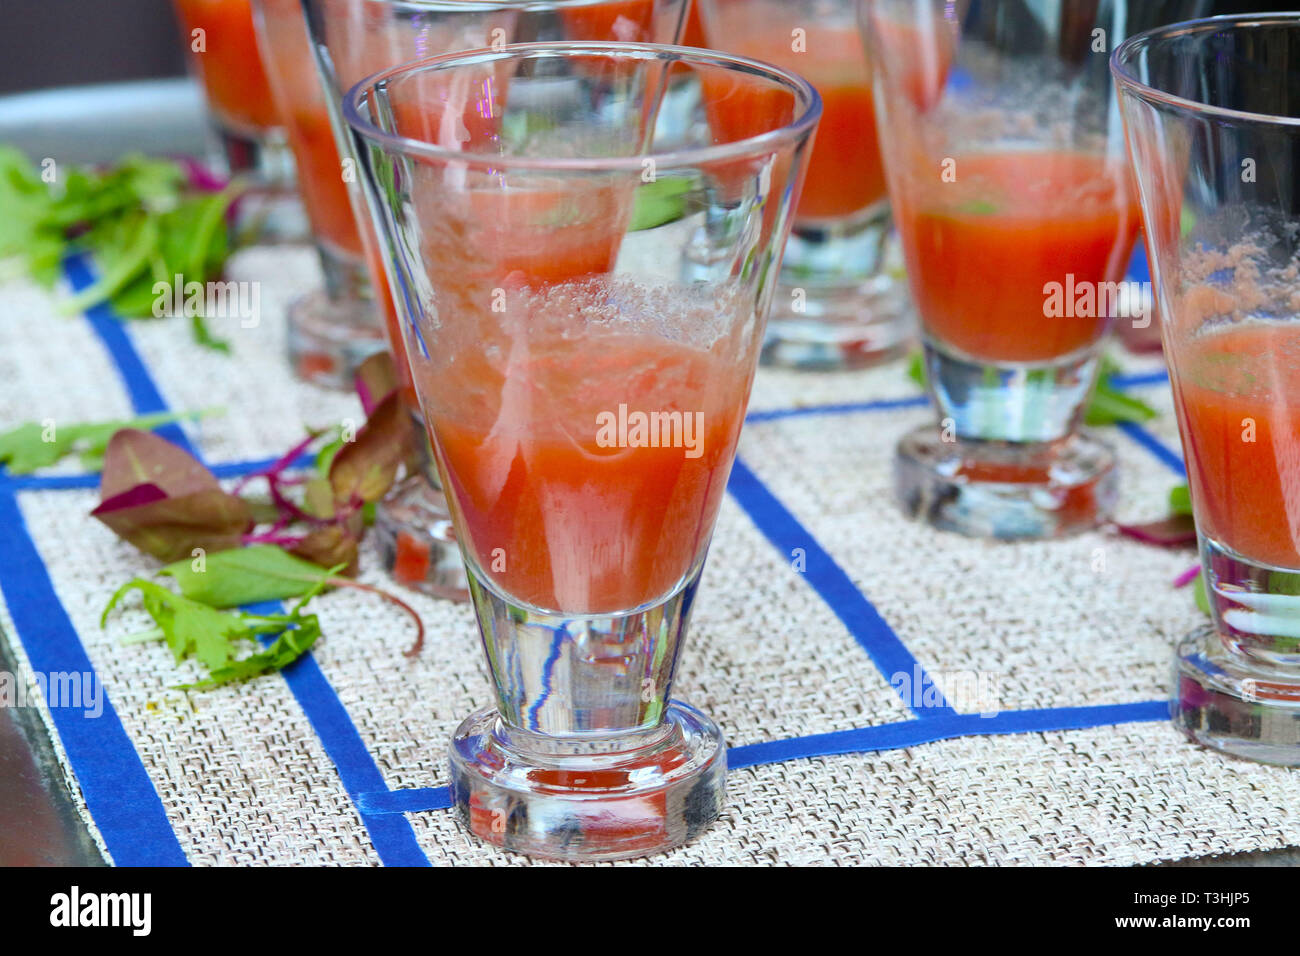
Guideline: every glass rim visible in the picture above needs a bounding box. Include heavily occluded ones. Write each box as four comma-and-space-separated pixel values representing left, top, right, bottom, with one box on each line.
1111, 13, 1300, 128
343, 40, 822, 173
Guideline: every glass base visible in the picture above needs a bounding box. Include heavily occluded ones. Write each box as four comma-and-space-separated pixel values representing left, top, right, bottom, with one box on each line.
894, 425, 1118, 539
1173, 625, 1300, 766
286, 290, 386, 390
761, 274, 914, 370
373, 476, 468, 601
214, 124, 308, 245
449, 702, 726, 861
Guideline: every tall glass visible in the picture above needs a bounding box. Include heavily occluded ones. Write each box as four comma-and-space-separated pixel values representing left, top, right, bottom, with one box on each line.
699, 0, 911, 369
301, 0, 690, 599
254, 0, 387, 386
346, 43, 818, 859
1115, 14, 1300, 764
171, 0, 304, 240
863, 0, 1151, 539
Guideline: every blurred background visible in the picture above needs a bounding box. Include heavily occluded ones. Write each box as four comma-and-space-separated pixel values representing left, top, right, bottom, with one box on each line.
0, 0, 1292, 96
0, 0, 185, 95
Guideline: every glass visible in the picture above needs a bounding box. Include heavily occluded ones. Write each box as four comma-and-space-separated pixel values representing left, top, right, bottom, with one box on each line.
254, 0, 387, 387
171, 0, 305, 241
301, 0, 690, 599
1115, 14, 1300, 764
346, 43, 819, 859
862, 0, 1163, 540
699, 0, 912, 369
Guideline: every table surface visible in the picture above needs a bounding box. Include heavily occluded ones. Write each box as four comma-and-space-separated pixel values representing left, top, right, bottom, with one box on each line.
1, 79, 1296, 867
0, 78, 207, 868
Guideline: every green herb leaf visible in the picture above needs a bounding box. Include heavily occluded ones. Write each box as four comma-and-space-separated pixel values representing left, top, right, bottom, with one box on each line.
1087, 355, 1158, 425
1083, 385, 1158, 426
0, 410, 212, 475
190, 313, 232, 353
629, 177, 693, 232
0, 148, 241, 353
60, 214, 160, 315
103, 576, 321, 690
954, 198, 1001, 216
181, 617, 320, 691
103, 578, 255, 668
159, 544, 341, 608
1193, 572, 1211, 616
906, 350, 927, 388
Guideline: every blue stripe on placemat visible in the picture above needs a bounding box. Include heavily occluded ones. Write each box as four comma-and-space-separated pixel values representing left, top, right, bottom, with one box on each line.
352, 700, 1169, 814
243, 600, 430, 866
0, 485, 188, 866
1118, 421, 1185, 476
357, 786, 454, 815
56, 259, 430, 865
727, 456, 956, 718
64, 254, 193, 451
1109, 369, 1168, 390
3, 454, 318, 494
2, 471, 103, 491
727, 700, 1169, 769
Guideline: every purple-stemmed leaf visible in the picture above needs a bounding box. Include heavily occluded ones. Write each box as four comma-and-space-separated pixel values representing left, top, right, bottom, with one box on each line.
92, 429, 251, 561
1116, 514, 1198, 548
354, 351, 399, 417
329, 392, 416, 506
291, 523, 360, 576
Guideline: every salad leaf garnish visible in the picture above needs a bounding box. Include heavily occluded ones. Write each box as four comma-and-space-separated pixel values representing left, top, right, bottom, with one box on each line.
0, 148, 241, 350
0, 409, 215, 474
92, 429, 252, 561
103, 575, 325, 690
630, 177, 693, 232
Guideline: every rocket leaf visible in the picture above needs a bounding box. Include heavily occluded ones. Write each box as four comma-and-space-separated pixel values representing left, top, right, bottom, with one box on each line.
103, 576, 323, 689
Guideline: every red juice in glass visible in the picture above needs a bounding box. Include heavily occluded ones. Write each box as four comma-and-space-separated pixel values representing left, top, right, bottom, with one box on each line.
1174, 318, 1300, 570
173, 0, 280, 135
682, 0, 706, 47
707, 24, 884, 220
408, 176, 753, 613
895, 150, 1141, 363
698, 0, 920, 368
257, 0, 362, 260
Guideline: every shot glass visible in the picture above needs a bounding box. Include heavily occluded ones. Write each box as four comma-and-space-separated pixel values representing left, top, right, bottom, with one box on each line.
1115, 14, 1300, 763
253, 0, 387, 387
301, 0, 691, 599
171, 0, 305, 241
699, 0, 912, 369
863, 0, 1150, 539
346, 43, 818, 859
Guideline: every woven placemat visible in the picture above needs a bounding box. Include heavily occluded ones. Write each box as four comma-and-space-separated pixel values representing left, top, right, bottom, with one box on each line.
2, 243, 1293, 867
